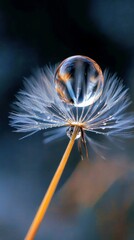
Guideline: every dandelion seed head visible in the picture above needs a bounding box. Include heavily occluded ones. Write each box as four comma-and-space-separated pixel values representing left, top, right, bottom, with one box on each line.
9, 55, 134, 154
54, 55, 104, 107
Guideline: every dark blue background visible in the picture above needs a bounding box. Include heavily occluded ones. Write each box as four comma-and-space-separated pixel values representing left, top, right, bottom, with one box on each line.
0, 0, 134, 239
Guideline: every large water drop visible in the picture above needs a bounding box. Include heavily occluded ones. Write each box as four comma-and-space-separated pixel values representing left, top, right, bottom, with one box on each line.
54, 55, 104, 107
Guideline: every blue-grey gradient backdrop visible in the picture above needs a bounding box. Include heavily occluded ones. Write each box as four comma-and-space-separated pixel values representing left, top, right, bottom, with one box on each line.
0, 0, 134, 239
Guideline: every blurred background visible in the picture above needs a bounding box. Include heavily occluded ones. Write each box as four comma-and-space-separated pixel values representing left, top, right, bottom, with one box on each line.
0, 0, 134, 239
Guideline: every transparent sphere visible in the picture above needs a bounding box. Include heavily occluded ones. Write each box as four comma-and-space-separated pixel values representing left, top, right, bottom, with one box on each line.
54, 55, 104, 107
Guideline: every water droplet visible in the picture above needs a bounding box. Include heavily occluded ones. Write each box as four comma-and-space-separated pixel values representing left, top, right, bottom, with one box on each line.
66, 126, 81, 139
54, 55, 104, 107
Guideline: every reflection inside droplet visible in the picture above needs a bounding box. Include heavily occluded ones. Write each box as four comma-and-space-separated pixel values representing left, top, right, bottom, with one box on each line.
54, 55, 104, 107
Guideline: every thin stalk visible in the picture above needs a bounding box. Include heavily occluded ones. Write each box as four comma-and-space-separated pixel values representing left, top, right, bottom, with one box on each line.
25, 126, 79, 240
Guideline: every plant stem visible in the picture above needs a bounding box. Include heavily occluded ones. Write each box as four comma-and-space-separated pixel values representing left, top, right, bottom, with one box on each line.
25, 126, 79, 240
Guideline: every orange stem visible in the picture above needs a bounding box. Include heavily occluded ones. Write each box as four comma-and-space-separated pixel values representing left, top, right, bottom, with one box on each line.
25, 126, 79, 240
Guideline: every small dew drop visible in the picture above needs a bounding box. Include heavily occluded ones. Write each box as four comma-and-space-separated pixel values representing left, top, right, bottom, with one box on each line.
66, 126, 81, 139
109, 115, 113, 119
